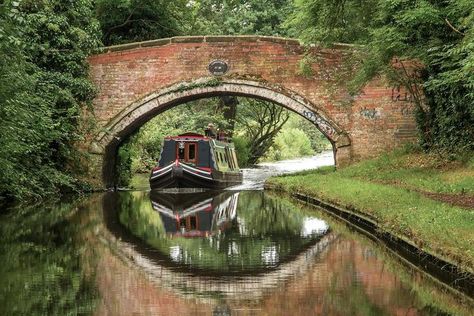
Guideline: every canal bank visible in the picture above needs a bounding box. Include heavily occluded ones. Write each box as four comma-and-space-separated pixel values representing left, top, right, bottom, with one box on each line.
265, 148, 474, 297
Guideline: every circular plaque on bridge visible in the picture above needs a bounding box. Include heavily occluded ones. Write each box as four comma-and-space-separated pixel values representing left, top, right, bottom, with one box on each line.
208, 60, 228, 76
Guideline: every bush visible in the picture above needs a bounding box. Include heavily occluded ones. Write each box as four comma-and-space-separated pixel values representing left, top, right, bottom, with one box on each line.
264, 128, 315, 161
232, 136, 251, 167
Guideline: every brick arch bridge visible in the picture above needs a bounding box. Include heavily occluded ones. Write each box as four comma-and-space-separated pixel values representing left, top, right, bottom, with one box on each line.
86, 36, 417, 188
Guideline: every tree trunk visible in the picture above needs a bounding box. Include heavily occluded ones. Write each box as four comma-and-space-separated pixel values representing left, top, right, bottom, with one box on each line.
218, 96, 238, 137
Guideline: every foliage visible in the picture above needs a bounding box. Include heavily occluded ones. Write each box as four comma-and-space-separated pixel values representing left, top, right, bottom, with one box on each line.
0, 0, 100, 202
264, 113, 331, 161
286, 0, 474, 153
186, 0, 292, 36
95, 0, 190, 45
264, 127, 314, 161
95, 0, 292, 46
232, 135, 251, 167
285, 0, 377, 44
234, 98, 290, 165
116, 139, 134, 188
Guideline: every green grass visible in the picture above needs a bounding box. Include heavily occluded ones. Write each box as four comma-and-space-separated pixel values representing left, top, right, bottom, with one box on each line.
337, 148, 474, 195
267, 149, 474, 274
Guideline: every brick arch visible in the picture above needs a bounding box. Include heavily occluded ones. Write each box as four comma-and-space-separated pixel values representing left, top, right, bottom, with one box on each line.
86, 35, 418, 189
92, 78, 350, 187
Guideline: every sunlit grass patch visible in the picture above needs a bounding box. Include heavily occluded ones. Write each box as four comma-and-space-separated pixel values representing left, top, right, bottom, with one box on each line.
337, 149, 474, 195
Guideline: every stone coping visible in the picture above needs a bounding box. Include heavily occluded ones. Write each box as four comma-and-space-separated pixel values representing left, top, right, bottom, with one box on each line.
94, 36, 358, 54
97, 36, 301, 53
93, 36, 361, 56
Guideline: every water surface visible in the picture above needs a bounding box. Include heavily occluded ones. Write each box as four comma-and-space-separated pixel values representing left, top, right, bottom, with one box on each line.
0, 154, 472, 315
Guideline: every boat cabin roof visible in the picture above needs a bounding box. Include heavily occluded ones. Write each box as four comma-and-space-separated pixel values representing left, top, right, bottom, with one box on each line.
164, 132, 209, 141
164, 132, 233, 144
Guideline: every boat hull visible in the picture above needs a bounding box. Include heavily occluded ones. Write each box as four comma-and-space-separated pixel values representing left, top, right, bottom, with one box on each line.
150, 164, 242, 190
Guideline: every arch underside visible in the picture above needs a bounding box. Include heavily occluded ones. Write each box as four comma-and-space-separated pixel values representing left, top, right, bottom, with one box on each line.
92, 78, 351, 187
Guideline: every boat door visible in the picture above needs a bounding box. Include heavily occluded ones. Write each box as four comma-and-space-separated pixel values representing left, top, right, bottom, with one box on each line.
176, 141, 197, 164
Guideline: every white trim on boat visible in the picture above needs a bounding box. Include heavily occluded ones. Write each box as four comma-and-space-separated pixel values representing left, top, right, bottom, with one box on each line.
150, 167, 172, 180
152, 164, 173, 175
181, 163, 211, 175
182, 168, 213, 180
151, 198, 214, 218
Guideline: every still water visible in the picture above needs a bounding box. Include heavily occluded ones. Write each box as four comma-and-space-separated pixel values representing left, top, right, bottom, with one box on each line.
0, 154, 472, 315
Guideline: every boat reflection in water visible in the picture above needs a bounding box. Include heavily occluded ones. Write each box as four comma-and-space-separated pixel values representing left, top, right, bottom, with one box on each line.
150, 190, 239, 238
118, 190, 331, 274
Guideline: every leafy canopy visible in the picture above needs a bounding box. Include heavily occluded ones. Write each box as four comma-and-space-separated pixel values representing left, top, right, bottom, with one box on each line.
0, 0, 100, 201
286, 0, 474, 153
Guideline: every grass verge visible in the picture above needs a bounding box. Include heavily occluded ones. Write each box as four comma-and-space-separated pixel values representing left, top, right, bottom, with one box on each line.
266, 148, 474, 274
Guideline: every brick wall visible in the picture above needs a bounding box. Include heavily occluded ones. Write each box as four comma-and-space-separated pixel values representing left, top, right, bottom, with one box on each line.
86, 36, 417, 188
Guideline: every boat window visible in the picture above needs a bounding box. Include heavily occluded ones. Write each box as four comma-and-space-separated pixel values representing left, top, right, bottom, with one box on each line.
232, 150, 238, 167
187, 143, 196, 162
226, 148, 234, 169
177, 142, 198, 163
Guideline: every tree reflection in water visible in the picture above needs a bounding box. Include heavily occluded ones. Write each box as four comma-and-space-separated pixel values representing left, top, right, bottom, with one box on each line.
117, 190, 329, 273
0, 201, 98, 315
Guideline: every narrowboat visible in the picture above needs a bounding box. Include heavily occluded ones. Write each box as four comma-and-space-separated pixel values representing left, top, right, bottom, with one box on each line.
149, 131, 243, 189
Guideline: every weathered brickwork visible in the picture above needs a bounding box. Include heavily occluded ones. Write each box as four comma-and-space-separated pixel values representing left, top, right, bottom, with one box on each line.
86, 36, 417, 188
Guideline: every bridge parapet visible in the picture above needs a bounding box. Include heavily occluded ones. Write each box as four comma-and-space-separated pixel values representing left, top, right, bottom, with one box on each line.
98, 35, 303, 54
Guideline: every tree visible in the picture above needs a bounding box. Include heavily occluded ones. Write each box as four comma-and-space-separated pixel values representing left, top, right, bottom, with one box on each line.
0, 0, 99, 201
235, 98, 290, 165
264, 128, 315, 161
187, 0, 292, 36
285, 0, 377, 44
286, 0, 474, 153
96, 0, 190, 45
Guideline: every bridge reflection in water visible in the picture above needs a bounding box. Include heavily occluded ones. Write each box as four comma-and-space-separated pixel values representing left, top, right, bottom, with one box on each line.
111, 190, 330, 274
98, 191, 471, 315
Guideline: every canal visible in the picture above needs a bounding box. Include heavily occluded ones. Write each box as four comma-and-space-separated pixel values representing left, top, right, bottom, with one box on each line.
0, 152, 472, 315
